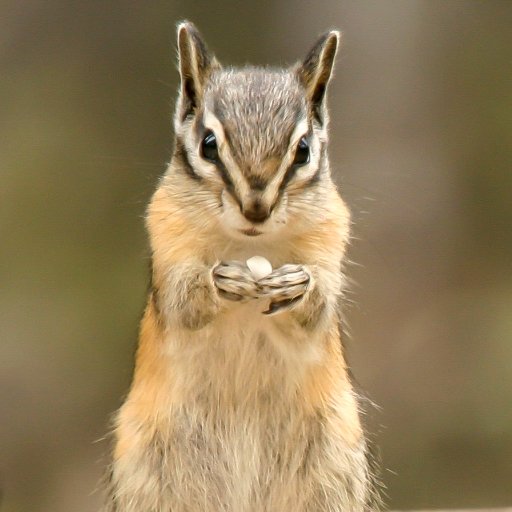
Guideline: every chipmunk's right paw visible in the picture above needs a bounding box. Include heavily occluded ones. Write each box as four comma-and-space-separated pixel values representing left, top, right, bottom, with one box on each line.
258, 264, 311, 315
212, 261, 259, 302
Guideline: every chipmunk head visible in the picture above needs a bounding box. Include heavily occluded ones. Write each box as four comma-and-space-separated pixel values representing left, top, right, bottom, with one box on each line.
171, 21, 340, 240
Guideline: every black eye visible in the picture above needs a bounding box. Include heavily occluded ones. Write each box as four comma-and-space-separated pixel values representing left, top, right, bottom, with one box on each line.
293, 137, 310, 166
201, 131, 219, 162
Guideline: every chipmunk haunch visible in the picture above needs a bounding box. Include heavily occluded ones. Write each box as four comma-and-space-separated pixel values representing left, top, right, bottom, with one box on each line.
104, 21, 380, 512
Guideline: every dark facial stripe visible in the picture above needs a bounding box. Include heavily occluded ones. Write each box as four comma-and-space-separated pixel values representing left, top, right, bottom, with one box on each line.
177, 130, 243, 211
278, 139, 324, 194
194, 115, 244, 210
215, 158, 233, 188
175, 138, 201, 181
279, 164, 298, 192
216, 158, 243, 210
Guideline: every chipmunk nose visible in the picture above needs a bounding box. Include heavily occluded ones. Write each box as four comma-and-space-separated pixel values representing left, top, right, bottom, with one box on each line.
242, 199, 270, 223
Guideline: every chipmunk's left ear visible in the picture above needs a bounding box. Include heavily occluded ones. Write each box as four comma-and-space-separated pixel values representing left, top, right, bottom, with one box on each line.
176, 21, 220, 121
297, 30, 340, 123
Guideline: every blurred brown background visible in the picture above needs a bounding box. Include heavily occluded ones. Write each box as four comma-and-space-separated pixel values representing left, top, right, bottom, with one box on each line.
1, 1, 511, 511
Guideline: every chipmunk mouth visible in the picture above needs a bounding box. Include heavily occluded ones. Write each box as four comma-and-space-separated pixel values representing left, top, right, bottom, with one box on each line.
240, 228, 263, 237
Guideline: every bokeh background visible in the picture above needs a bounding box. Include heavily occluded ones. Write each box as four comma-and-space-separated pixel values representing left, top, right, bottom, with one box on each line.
1, 1, 511, 511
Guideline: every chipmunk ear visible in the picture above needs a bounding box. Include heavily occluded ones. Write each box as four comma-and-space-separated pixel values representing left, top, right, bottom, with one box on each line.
177, 21, 220, 121
297, 30, 340, 124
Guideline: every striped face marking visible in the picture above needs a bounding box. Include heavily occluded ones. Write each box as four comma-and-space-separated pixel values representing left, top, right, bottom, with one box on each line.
174, 69, 329, 239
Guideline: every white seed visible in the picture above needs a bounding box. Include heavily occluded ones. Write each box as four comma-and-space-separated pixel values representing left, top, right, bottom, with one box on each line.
246, 256, 273, 280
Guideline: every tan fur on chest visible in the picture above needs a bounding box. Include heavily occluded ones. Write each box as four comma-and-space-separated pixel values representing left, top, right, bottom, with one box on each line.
112, 302, 367, 512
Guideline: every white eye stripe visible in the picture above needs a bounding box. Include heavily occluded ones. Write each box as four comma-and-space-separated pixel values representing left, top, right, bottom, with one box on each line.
289, 118, 309, 149
203, 107, 226, 146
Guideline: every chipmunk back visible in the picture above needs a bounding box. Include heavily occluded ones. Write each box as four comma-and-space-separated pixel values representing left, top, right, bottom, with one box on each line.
104, 21, 380, 512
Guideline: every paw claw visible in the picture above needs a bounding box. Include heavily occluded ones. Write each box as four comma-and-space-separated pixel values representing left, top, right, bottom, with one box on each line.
263, 296, 303, 316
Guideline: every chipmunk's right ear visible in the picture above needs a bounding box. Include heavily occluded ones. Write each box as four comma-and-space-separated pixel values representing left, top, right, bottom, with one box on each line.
177, 21, 220, 121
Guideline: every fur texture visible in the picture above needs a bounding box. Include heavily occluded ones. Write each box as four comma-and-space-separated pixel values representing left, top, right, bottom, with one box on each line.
104, 21, 380, 512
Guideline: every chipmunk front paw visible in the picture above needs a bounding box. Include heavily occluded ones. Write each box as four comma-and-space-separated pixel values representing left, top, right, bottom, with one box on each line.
258, 264, 312, 315
212, 261, 259, 302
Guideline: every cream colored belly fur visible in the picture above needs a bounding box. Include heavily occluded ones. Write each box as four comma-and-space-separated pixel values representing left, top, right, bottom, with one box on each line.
109, 304, 370, 512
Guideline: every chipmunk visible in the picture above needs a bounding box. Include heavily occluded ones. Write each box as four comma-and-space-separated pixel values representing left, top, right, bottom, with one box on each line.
104, 21, 380, 512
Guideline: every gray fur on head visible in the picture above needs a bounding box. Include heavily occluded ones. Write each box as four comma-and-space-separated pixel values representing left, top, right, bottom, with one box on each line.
176, 22, 340, 130
207, 68, 307, 170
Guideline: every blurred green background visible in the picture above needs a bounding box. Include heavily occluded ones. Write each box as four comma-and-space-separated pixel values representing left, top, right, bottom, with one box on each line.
1, 1, 511, 511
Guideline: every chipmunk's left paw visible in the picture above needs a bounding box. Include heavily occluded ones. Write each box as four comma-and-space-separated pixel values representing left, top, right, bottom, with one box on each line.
258, 264, 312, 315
